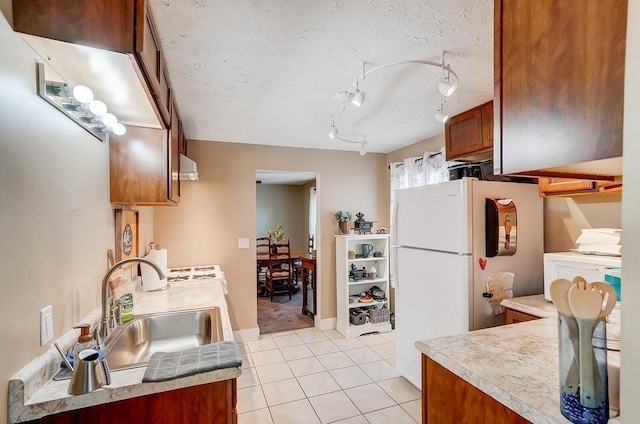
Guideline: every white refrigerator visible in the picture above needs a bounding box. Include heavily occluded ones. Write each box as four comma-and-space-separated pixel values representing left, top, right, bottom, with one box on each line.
391, 178, 543, 389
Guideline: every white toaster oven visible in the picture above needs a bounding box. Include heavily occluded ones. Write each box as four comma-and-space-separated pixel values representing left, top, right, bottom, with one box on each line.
543, 252, 621, 301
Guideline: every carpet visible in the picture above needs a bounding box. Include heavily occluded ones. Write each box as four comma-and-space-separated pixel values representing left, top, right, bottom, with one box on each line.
257, 286, 313, 334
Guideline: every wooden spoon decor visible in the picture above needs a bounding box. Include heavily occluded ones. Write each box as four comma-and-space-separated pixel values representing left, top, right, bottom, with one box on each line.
568, 280, 603, 408
549, 278, 580, 394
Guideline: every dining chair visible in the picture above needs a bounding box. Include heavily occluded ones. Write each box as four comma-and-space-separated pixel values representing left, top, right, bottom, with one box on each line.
265, 239, 294, 301
256, 237, 270, 295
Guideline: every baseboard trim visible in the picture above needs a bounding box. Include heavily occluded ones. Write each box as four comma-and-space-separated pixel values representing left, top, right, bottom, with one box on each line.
315, 317, 336, 331
233, 327, 260, 342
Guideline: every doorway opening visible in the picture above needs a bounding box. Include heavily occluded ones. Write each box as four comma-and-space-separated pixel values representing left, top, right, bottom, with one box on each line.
256, 170, 318, 334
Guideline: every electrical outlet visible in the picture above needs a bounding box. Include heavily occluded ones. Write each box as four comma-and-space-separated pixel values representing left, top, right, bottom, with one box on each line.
40, 305, 53, 346
238, 238, 250, 249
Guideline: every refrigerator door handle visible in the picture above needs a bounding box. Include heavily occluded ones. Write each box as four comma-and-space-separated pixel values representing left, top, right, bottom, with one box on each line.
390, 245, 398, 289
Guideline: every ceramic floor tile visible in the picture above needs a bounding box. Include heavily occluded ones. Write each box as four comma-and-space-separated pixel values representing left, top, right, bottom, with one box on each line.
270, 330, 297, 338
251, 349, 287, 367
329, 365, 374, 389
255, 362, 295, 384
273, 334, 305, 348
306, 340, 340, 356
344, 383, 396, 413
308, 391, 361, 424
241, 353, 255, 369
297, 371, 342, 398
297, 329, 329, 344
369, 341, 395, 359
364, 405, 416, 424
316, 352, 356, 371
382, 332, 396, 342
239, 407, 274, 424
332, 416, 369, 424
248, 337, 278, 353
378, 377, 422, 403
237, 342, 249, 354
343, 346, 383, 365
332, 337, 366, 351
262, 378, 306, 406
280, 344, 314, 361
400, 399, 422, 423
270, 399, 321, 424
386, 357, 396, 367
359, 360, 401, 382
287, 356, 326, 377
238, 367, 261, 389
359, 333, 390, 346
237, 386, 268, 414
322, 329, 344, 340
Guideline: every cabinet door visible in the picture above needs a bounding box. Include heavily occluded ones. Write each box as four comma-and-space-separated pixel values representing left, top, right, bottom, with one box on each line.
503, 308, 540, 325
168, 102, 181, 203
495, 0, 627, 176
135, 0, 170, 125
445, 106, 483, 160
538, 178, 598, 197
110, 126, 169, 205
179, 120, 187, 155
481, 102, 493, 149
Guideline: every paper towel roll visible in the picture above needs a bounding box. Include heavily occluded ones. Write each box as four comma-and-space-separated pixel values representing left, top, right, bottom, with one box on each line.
141, 249, 168, 291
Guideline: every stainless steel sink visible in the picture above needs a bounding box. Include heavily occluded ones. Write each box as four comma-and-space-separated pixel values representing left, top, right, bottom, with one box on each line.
104, 308, 224, 370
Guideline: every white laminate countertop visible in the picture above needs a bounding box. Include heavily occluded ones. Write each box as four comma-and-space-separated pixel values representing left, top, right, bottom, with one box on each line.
8, 279, 239, 423
415, 294, 621, 424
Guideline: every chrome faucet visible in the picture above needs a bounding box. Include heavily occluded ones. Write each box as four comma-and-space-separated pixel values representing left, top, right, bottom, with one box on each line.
100, 257, 166, 338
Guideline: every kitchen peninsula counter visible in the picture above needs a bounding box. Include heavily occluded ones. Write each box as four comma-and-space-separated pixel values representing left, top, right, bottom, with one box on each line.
9, 279, 239, 423
415, 295, 620, 423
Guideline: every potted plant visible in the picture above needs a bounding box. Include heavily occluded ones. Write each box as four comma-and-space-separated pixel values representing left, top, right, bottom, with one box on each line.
334, 211, 352, 234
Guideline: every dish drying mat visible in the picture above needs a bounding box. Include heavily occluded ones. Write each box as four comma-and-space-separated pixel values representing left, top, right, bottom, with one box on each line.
142, 341, 242, 382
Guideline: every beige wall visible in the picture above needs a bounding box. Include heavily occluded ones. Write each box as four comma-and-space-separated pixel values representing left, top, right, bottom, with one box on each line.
386, 133, 446, 164
153, 141, 388, 331
256, 184, 308, 251
0, 13, 119, 424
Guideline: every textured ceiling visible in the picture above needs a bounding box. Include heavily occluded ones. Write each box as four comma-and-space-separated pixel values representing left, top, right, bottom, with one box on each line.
149, 0, 494, 154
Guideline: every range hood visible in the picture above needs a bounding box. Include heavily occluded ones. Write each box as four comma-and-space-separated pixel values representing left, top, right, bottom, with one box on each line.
179, 154, 199, 181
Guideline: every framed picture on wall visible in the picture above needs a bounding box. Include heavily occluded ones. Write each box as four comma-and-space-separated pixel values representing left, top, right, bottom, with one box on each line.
114, 209, 139, 266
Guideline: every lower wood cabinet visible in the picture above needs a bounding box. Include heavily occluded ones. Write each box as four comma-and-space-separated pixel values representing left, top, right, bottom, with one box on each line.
28, 379, 237, 424
422, 355, 530, 423
503, 308, 541, 325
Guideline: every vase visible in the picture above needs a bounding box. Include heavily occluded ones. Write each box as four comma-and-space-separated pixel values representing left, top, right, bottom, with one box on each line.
339, 221, 348, 234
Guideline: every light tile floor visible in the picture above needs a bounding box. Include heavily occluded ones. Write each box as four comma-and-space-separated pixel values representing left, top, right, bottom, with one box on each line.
237, 329, 422, 424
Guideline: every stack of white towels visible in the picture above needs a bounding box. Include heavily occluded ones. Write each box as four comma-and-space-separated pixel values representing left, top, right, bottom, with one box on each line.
575, 228, 622, 256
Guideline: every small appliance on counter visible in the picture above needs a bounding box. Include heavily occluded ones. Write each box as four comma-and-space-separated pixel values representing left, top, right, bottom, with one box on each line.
448, 159, 534, 183
543, 252, 622, 302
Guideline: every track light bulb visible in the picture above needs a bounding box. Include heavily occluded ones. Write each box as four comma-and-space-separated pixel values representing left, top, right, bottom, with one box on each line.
434, 112, 449, 124
72, 85, 94, 104
438, 81, 456, 97
352, 90, 365, 107
113, 123, 127, 136
329, 126, 338, 139
89, 100, 107, 116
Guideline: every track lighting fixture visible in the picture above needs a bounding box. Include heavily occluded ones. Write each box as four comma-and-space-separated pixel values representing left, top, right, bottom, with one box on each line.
352, 90, 365, 107
434, 98, 449, 124
330, 51, 459, 154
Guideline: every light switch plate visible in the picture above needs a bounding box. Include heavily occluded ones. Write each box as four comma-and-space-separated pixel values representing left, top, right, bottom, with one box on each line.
238, 238, 250, 249
40, 305, 53, 346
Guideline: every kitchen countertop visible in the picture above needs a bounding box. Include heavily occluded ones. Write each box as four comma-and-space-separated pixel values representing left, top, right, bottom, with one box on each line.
415, 294, 621, 424
8, 279, 239, 423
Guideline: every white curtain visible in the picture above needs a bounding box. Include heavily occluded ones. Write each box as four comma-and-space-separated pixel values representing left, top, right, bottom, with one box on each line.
389, 147, 452, 223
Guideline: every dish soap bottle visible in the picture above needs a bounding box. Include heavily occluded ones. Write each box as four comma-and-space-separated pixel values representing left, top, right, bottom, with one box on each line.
72, 324, 97, 364
117, 274, 134, 323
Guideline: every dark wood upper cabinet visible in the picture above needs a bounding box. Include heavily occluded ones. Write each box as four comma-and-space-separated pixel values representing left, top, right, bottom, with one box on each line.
494, 0, 627, 179
445, 101, 493, 161
12, 0, 171, 127
168, 102, 181, 203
